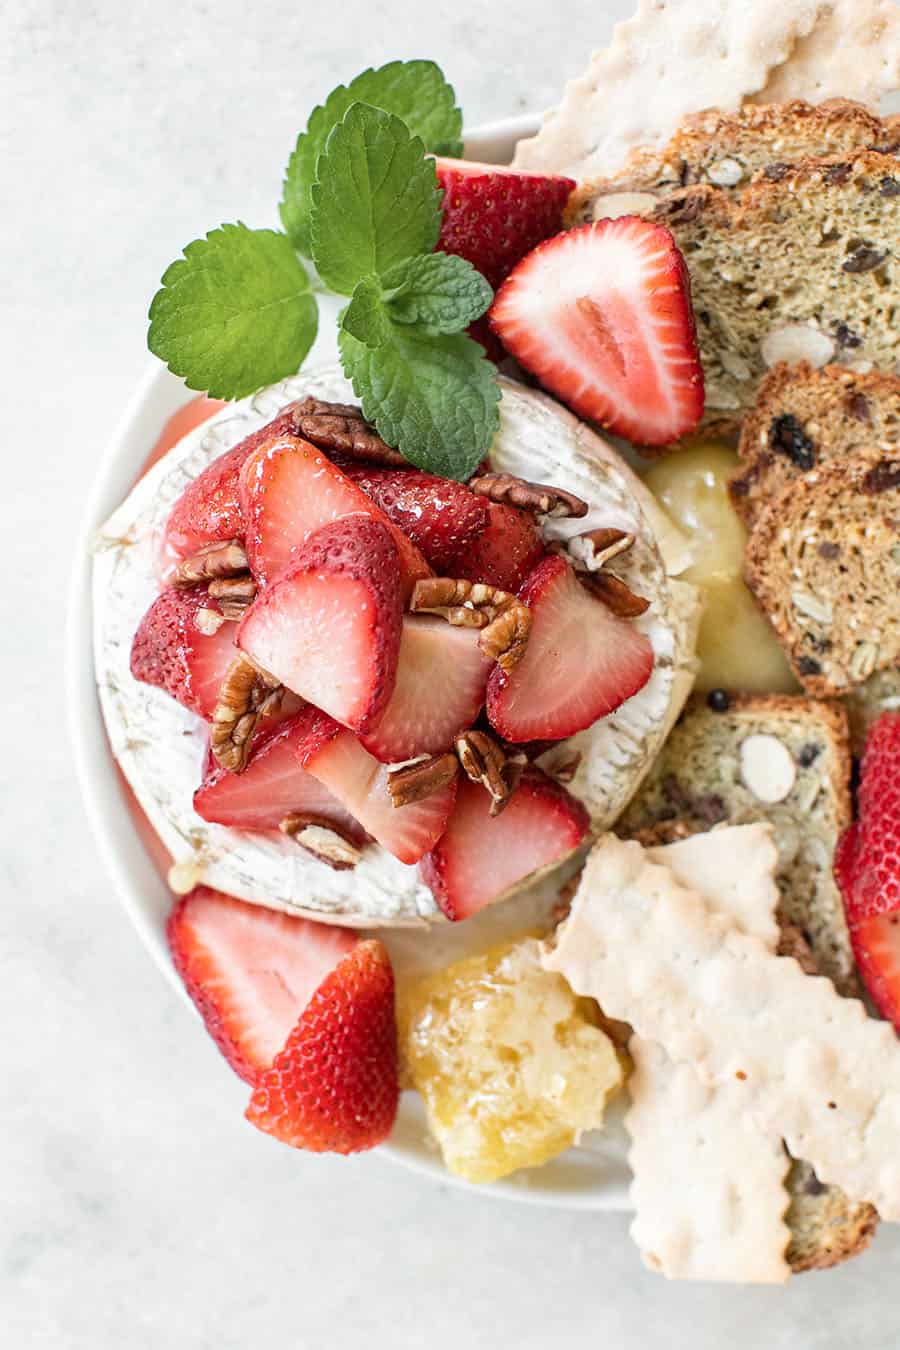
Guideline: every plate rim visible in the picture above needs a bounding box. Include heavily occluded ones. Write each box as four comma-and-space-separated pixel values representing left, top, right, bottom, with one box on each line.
66, 112, 632, 1212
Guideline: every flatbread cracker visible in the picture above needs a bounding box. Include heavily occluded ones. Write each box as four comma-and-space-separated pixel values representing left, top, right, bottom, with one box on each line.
546, 835, 900, 1219
629, 826, 791, 1284
752, 0, 900, 108
512, 0, 821, 177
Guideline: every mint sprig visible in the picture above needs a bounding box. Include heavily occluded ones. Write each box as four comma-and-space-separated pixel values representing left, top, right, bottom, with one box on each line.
309, 105, 441, 296
147, 61, 500, 480
280, 60, 463, 256
148, 225, 317, 400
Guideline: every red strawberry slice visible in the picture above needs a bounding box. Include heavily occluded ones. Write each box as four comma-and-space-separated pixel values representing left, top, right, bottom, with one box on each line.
167, 886, 357, 1085
297, 712, 456, 865
489, 218, 705, 447
239, 434, 430, 598
420, 770, 589, 921
360, 616, 493, 763
142, 395, 227, 478
435, 157, 575, 291
246, 938, 398, 1154
451, 499, 545, 592
487, 554, 654, 742
158, 405, 304, 582
340, 465, 489, 574
848, 912, 900, 1026
130, 587, 238, 719
193, 709, 365, 839
238, 516, 403, 735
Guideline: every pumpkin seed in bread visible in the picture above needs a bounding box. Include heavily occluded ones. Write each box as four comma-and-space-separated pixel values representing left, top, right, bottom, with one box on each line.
618, 694, 856, 994
565, 98, 885, 221
744, 445, 900, 697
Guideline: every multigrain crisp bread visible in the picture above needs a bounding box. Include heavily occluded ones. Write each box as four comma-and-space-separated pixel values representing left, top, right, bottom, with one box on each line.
750, 0, 900, 108
545, 835, 900, 1220
629, 825, 792, 1284
512, 0, 820, 178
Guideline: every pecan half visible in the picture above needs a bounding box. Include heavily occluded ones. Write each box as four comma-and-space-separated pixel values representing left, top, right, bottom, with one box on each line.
410, 578, 532, 672
455, 730, 527, 816
279, 813, 362, 870
579, 570, 650, 618
210, 654, 283, 773
289, 396, 408, 465
387, 753, 458, 808
207, 574, 257, 621
173, 539, 249, 588
576, 527, 635, 568
468, 471, 588, 519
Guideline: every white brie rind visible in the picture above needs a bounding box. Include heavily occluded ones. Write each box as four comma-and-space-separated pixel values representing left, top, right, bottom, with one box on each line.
93, 364, 700, 927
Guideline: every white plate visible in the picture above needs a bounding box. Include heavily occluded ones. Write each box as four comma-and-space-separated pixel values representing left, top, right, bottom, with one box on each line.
66, 114, 632, 1210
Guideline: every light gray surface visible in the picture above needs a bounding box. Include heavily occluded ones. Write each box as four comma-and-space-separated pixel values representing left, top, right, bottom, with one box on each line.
4, 1, 900, 1345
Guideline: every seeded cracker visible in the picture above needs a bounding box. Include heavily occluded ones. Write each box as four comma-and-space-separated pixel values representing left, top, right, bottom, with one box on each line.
750, 0, 900, 108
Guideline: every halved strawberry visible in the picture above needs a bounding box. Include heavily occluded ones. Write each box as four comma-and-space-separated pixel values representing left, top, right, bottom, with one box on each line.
158, 405, 304, 582
360, 616, 493, 763
487, 554, 654, 742
239, 434, 430, 598
297, 712, 456, 865
435, 157, 575, 291
130, 587, 237, 719
193, 709, 365, 839
489, 218, 704, 447
451, 499, 545, 592
339, 465, 489, 574
420, 771, 589, 921
167, 886, 357, 1085
238, 516, 403, 735
246, 938, 398, 1154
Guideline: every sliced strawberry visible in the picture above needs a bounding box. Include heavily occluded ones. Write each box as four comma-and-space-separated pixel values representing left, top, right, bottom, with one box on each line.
167, 886, 356, 1085
339, 465, 489, 574
421, 771, 589, 921
452, 499, 545, 591
487, 554, 654, 743
130, 587, 237, 719
193, 709, 365, 839
158, 405, 304, 582
360, 616, 493, 763
435, 157, 575, 291
489, 218, 704, 447
239, 434, 430, 598
850, 912, 900, 1025
297, 713, 456, 865
246, 938, 398, 1154
238, 516, 403, 735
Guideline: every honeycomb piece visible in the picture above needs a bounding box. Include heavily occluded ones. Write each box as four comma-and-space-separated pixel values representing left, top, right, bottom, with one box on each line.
399, 938, 623, 1184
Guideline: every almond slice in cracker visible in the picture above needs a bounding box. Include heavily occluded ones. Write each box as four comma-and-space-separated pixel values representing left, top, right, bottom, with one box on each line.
545, 834, 900, 1221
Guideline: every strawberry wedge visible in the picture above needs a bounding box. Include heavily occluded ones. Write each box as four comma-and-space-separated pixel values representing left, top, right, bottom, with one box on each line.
421, 772, 589, 921
450, 500, 544, 592
193, 709, 365, 840
238, 516, 403, 735
360, 617, 493, 764
158, 404, 305, 582
246, 938, 398, 1154
167, 886, 357, 1085
239, 434, 430, 598
296, 710, 457, 865
340, 465, 489, 574
487, 554, 654, 743
130, 587, 238, 719
489, 217, 704, 447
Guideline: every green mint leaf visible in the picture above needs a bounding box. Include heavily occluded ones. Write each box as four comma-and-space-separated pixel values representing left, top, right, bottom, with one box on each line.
280, 60, 463, 254
338, 320, 500, 480
310, 104, 441, 297
148, 224, 317, 400
340, 277, 392, 349
383, 252, 493, 334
